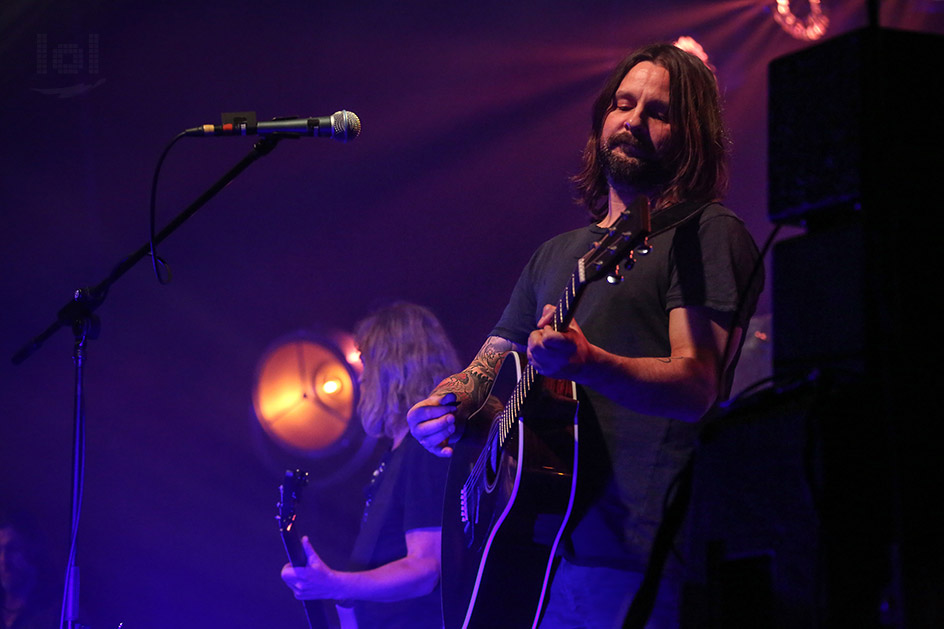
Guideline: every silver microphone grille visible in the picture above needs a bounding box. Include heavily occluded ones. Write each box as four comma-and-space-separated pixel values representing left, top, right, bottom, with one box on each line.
331, 110, 361, 142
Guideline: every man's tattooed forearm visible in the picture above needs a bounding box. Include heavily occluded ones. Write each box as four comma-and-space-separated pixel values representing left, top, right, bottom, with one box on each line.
431, 337, 510, 407
433, 369, 493, 407
475, 342, 505, 373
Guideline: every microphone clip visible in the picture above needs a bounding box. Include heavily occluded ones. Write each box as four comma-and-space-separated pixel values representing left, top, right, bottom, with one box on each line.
221, 111, 258, 135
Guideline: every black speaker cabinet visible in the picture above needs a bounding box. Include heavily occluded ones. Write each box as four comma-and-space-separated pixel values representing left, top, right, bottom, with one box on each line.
768, 27, 943, 225
764, 25, 943, 629
684, 380, 899, 629
772, 219, 867, 377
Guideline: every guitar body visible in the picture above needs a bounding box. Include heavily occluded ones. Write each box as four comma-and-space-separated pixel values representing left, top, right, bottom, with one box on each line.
441, 351, 579, 629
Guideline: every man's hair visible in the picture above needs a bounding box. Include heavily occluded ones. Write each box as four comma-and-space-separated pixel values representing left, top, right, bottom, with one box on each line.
354, 302, 460, 440
572, 43, 729, 219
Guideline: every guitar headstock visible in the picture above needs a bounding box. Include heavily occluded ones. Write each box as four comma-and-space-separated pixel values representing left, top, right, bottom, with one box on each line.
277, 469, 310, 534
579, 196, 651, 285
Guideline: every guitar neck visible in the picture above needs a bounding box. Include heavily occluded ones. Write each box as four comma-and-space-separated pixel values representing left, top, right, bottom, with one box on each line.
551, 267, 586, 333
492, 270, 585, 446
518, 269, 585, 400
281, 528, 334, 629
488, 198, 649, 475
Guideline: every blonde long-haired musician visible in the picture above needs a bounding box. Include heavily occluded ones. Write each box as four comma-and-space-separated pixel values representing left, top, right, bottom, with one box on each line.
282, 301, 459, 629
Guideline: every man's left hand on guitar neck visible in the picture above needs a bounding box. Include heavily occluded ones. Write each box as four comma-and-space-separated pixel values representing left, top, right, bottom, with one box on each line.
282, 536, 340, 601
526, 304, 594, 380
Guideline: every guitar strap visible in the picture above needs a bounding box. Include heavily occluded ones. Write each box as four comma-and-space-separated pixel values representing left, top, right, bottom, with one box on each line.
348, 446, 404, 570
647, 199, 711, 238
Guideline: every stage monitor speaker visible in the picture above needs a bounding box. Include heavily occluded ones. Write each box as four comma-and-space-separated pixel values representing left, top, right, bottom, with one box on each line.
683, 379, 898, 628
767, 31, 943, 623
771, 218, 867, 377
768, 27, 943, 225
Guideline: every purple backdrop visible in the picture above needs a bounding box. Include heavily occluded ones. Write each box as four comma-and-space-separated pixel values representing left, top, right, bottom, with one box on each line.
2, 1, 942, 627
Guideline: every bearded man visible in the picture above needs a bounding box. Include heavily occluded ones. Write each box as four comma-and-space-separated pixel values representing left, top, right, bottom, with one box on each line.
410, 42, 764, 628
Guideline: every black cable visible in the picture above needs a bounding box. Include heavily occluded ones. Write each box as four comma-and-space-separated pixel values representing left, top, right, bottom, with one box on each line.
148, 131, 188, 284
716, 220, 783, 400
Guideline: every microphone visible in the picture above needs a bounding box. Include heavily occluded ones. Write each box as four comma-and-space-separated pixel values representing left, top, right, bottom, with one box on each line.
185, 110, 361, 142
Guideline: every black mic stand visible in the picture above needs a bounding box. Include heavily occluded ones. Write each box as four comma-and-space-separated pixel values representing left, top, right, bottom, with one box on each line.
11, 134, 289, 629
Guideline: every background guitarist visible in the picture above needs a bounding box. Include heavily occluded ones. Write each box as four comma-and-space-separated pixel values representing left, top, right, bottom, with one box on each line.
408, 42, 764, 628
281, 302, 461, 629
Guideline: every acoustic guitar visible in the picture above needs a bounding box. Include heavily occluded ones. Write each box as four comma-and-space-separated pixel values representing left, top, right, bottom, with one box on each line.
441, 197, 651, 629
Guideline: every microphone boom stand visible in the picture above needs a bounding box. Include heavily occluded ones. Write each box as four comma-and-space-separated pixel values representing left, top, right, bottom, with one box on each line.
11, 134, 289, 629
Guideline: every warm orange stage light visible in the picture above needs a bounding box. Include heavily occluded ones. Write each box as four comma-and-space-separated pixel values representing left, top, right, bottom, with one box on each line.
252, 334, 358, 453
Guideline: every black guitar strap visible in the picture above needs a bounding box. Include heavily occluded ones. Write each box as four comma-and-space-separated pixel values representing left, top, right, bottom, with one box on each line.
348, 447, 404, 570
647, 200, 711, 238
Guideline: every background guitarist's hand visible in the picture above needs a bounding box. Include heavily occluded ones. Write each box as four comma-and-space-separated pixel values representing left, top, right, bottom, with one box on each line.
407, 392, 459, 458
527, 305, 593, 380
281, 536, 339, 600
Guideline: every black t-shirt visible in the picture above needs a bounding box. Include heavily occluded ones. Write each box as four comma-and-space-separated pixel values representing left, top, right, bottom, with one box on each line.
491, 203, 763, 571
348, 434, 450, 629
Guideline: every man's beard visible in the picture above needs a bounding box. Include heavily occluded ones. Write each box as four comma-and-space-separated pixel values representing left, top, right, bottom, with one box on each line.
600, 131, 670, 192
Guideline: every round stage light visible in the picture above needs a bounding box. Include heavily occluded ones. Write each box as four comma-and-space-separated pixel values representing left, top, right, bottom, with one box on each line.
252, 332, 361, 455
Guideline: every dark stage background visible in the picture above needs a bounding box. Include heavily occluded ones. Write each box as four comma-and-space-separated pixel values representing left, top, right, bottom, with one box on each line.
2, 1, 942, 627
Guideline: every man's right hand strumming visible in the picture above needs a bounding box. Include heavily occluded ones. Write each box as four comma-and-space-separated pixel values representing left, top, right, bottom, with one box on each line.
407, 392, 461, 457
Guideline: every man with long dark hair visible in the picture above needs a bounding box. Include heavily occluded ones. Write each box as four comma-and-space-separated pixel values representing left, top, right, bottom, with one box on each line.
408, 43, 764, 627
282, 302, 460, 628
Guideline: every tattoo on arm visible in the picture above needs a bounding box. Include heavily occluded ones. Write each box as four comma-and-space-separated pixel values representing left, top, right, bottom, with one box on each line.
431, 336, 515, 408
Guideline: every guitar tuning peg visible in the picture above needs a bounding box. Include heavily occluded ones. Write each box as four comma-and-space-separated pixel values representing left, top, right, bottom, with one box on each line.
606, 264, 623, 284
636, 239, 652, 255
